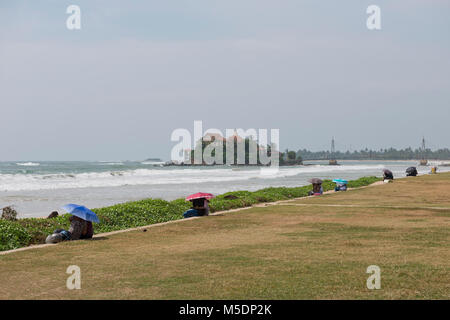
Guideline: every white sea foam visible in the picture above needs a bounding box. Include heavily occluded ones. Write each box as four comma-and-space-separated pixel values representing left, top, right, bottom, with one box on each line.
0, 163, 426, 192
16, 162, 40, 166
98, 162, 124, 166
141, 161, 165, 165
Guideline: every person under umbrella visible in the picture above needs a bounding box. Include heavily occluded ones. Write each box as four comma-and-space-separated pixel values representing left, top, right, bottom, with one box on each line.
308, 178, 323, 196
406, 166, 418, 177
183, 193, 214, 218
45, 204, 99, 244
383, 169, 394, 181
333, 179, 348, 192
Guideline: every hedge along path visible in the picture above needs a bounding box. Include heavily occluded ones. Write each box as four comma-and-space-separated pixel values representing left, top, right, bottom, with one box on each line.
0, 180, 384, 256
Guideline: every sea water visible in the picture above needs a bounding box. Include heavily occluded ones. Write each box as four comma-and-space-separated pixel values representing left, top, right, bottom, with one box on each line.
0, 160, 447, 218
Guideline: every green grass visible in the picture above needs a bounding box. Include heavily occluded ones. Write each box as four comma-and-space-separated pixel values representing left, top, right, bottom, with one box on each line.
0, 176, 380, 251
1, 174, 449, 299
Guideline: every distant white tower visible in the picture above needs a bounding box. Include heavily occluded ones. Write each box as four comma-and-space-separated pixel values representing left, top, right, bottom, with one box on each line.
329, 137, 338, 165
420, 136, 428, 166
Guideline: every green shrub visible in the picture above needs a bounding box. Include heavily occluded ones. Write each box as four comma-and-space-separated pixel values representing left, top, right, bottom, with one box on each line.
16, 215, 70, 244
0, 220, 32, 251
1, 206, 18, 221
93, 198, 191, 233
347, 176, 380, 188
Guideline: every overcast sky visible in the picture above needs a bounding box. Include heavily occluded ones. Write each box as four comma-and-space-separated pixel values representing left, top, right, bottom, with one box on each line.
1, 1, 449, 161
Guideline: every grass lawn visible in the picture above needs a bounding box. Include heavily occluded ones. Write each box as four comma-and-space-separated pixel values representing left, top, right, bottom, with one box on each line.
0, 173, 449, 299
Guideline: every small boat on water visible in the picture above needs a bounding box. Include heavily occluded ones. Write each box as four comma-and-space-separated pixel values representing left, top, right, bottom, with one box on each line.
329, 159, 339, 165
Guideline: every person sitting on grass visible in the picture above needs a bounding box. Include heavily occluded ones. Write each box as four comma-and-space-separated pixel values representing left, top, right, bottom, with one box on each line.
183, 198, 210, 218
308, 179, 323, 196
334, 183, 347, 192
383, 169, 394, 181
333, 179, 348, 192
68, 215, 94, 240
45, 215, 93, 244
406, 166, 418, 177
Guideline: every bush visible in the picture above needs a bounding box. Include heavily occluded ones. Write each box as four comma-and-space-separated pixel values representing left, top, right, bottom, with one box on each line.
93, 198, 191, 233
347, 176, 380, 188
2, 206, 18, 221
0, 220, 32, 251
16, 215, 70, 244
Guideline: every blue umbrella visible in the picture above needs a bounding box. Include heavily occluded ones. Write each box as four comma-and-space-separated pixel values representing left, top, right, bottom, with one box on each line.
333, 179, 348, 185
61, 204, 100, 223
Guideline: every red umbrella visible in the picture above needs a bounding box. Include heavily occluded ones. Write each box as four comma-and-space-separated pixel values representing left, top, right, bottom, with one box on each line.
185, 192, 214, 201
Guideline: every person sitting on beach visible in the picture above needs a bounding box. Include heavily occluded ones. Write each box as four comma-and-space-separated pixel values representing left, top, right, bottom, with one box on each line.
45, 215, 93, 244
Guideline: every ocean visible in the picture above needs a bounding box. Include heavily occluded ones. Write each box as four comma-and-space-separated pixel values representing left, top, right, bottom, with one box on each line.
0, 160, 447, 218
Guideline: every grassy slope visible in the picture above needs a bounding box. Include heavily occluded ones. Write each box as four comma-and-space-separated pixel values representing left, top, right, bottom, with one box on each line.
0, 173, 449, 299
0, 176, 379, 251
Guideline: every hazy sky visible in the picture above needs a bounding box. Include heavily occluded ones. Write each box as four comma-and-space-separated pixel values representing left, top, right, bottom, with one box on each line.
1, 0, 449, 161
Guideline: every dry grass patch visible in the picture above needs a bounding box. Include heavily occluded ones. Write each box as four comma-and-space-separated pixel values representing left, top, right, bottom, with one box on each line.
1, 174, 449, 299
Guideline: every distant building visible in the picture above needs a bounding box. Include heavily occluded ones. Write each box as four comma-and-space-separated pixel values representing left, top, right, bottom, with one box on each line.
226, 129, 244, 143
201, 130, 246, 144
203, 132, 226, 143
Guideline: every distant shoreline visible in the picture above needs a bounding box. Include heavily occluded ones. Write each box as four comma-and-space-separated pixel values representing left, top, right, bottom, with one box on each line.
162, 159, 450, 167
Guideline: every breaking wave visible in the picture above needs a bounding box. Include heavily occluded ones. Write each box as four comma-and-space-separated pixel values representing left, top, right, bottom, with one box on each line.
0, 164, 392, 192
16, 162, 40, 167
